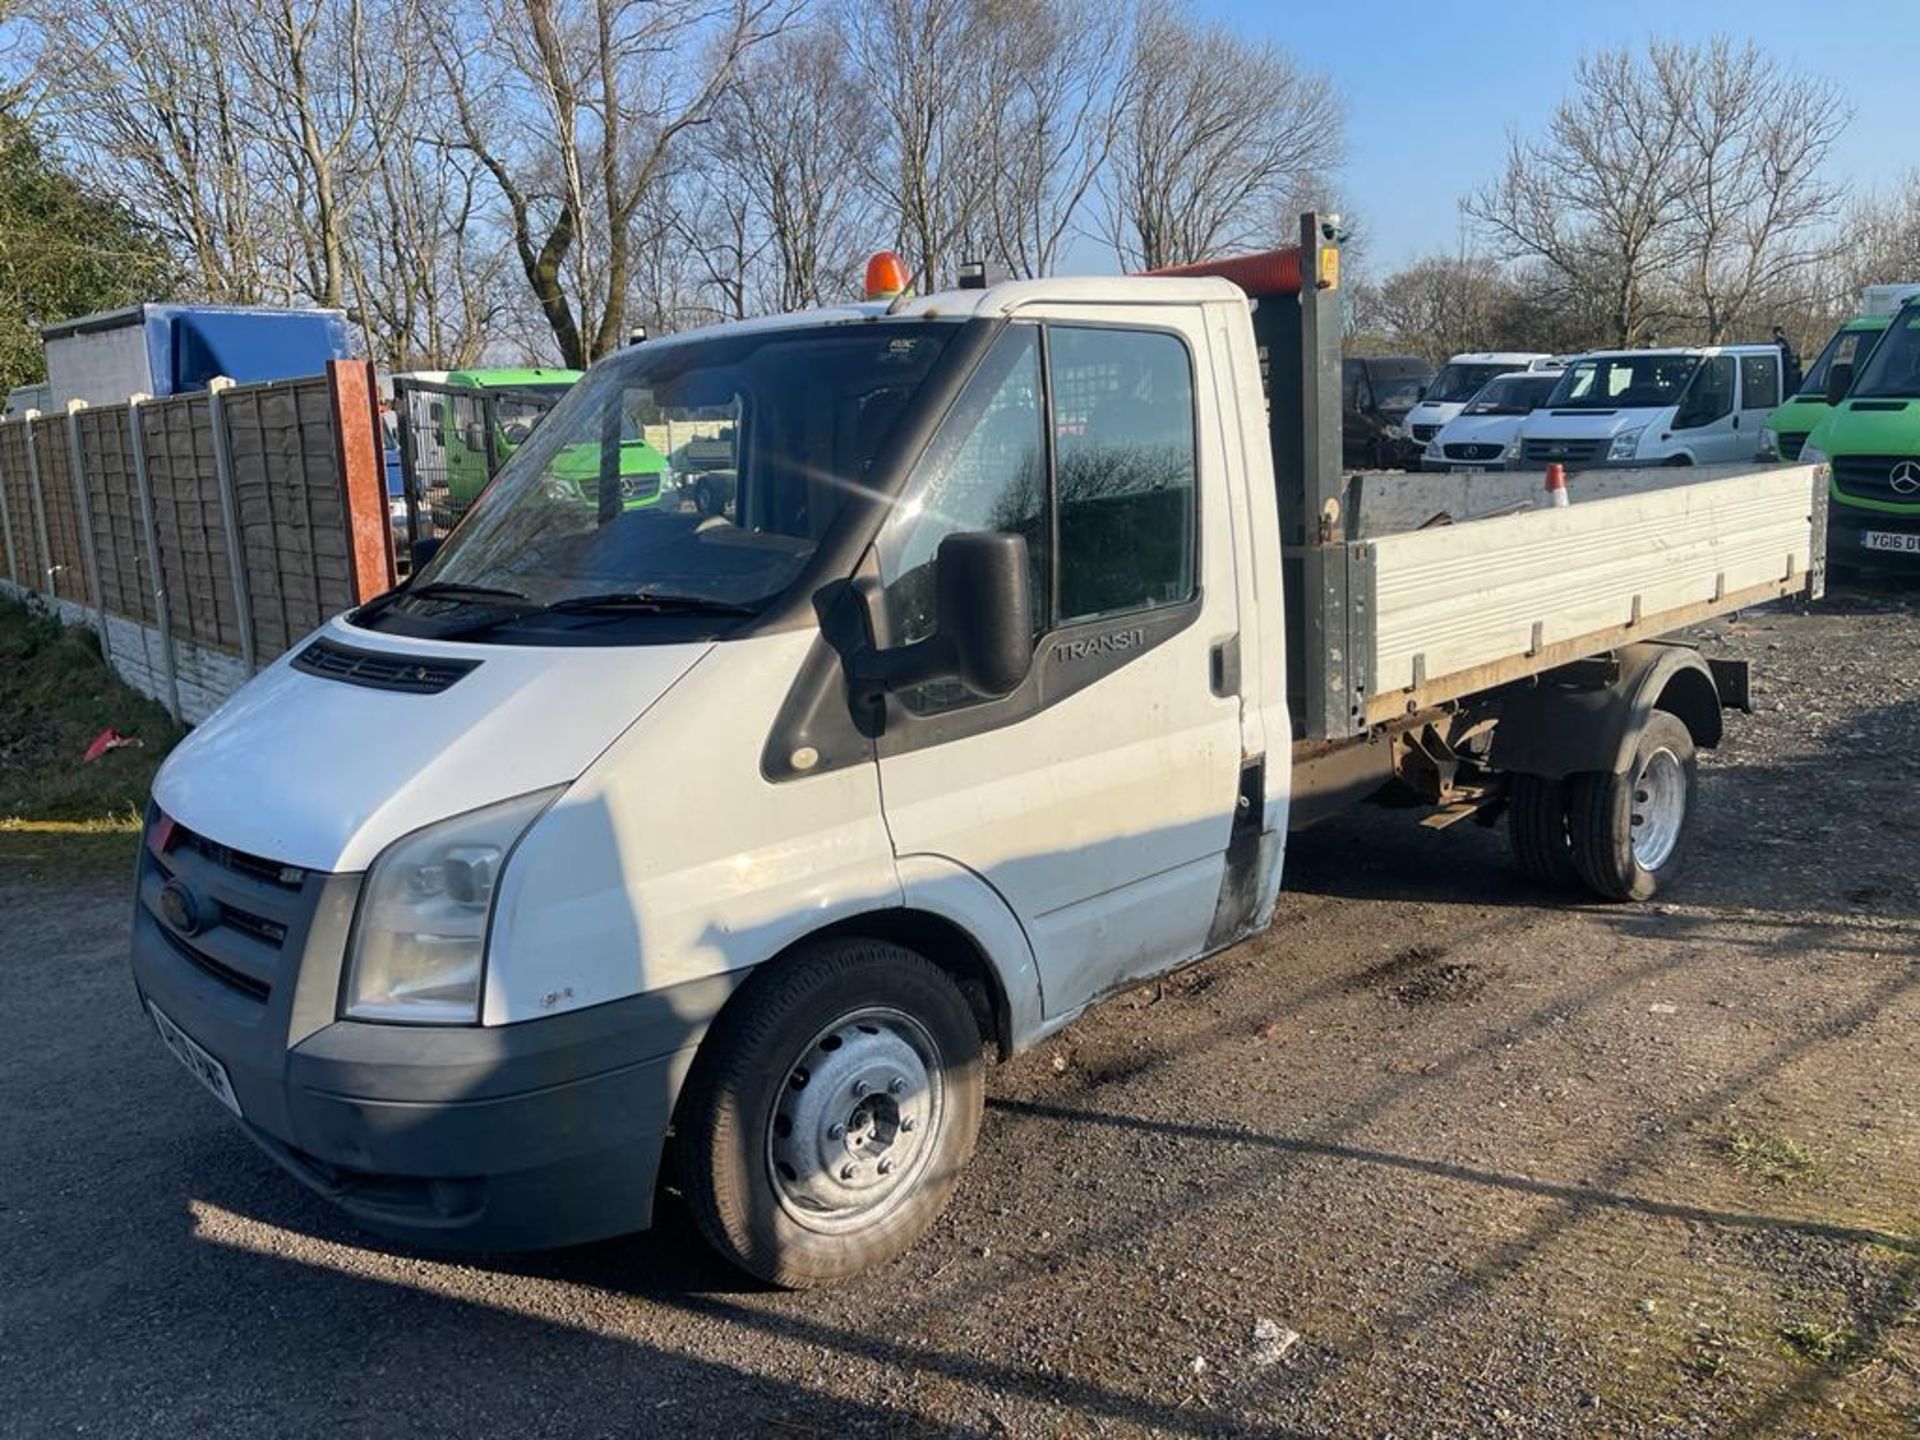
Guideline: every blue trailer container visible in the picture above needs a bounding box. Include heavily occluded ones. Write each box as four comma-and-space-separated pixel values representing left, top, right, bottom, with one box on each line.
41, 303, 354, 410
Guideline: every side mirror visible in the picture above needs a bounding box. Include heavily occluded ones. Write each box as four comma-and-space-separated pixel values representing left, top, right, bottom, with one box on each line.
855, 532, 1033, 702
1824, 361, 1854, 407
462, 421, 489, 453
411, 536, 444, 570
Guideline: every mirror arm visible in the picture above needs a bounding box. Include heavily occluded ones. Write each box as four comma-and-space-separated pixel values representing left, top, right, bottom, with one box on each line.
848, 634, 957, 704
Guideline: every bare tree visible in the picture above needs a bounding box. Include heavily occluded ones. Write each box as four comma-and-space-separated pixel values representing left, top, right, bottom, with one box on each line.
1104, 0, 1341, 270
843, 0, 995, 292
1469, 38, 1846, 347
1841, 171, 1920, 293
974, 0, 1128, 279
702, 29, 877, 312
33, 0, 283, 301
437, 0, 801, 368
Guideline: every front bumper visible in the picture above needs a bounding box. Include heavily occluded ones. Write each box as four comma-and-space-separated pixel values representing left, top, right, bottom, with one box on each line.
1828, 500, 1920, 573
129, 822, 732, 1251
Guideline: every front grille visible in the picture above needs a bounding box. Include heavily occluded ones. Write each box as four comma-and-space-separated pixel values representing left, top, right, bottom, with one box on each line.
1523, 437, 1605, 466
175, 827, 305, 891
1832, 455, 1920, 506
1411, 424, 1440, 443
1443, 442, 1506, 462
144, 814, 319, 1004
1775, 431, 1807, 461
158, 924, 272, 1002
293, 636, 479, 695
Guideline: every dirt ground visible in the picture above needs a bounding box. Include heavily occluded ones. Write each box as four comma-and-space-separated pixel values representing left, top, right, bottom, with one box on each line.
2, 581, 1916, 1439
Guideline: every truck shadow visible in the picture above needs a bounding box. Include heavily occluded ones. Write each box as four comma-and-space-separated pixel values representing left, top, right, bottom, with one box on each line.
1288, 688, 1920, 921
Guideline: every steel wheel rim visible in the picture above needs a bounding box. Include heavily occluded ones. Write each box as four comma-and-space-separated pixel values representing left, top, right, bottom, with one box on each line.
766, 1006, 945, 1235
1631, 747, 1686, 871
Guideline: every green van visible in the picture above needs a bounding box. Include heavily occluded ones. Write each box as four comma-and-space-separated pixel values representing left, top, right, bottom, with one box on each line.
1765, 318, 1892, 461
1803, 297, 1920, 572
439, 367, 669, 515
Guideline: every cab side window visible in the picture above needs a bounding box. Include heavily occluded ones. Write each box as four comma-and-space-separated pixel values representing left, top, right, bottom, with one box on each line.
1740, 354, 1780, 411
1050, 327, 1198, 623
1677, 356, 1736, 428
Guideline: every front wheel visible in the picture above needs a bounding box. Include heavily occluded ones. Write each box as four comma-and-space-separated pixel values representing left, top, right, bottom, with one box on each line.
1566, 712, 1698, 901
676, 939, 984, 1287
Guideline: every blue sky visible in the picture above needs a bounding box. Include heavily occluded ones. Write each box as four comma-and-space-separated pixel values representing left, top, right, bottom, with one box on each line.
1194, 0, 1918, 271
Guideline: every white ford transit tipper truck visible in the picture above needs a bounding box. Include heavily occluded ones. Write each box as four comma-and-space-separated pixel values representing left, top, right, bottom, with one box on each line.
131, 217, 1825, 1286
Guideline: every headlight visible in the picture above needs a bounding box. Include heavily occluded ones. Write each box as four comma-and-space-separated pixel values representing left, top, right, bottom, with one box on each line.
1382, 422, 1405, 440
1758, 425, 1778, 458
1607, 427, 1645, 462
343, 787, 563, 1023
1505, 434, 1524, 461
1423, 436, 1442, 457
1799, 443, 1828, 466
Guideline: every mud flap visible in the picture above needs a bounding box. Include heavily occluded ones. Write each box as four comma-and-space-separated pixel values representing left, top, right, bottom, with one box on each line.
1206, 758, 1268, 950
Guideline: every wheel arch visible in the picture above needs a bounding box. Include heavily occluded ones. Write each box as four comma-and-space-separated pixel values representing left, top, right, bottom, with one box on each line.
1489, 641, 1725, 779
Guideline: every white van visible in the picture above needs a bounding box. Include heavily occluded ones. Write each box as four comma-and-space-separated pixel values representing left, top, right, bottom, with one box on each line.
1401, 352, 1555, 449
1508, 346, 1785, 468
1419, 368, 1563, 471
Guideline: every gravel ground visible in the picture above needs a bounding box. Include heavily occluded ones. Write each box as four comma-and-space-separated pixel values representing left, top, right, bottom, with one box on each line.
2, 582, 1916, 1439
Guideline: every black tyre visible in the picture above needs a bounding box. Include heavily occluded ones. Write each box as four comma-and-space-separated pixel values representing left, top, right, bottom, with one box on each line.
1566, 712, 1698, 902
676, 938, 984, 1287
1508, 773, 1580, 889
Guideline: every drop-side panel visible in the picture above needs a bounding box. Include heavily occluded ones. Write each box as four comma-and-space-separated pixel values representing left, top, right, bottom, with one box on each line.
1363, 465, 1819, 720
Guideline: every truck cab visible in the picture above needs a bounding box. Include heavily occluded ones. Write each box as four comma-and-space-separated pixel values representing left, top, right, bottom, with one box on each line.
1509, 345, 1784, 469
1803, 295, 1920, 570
1401, 352, 1554, 452
1766, 318, 1893, 461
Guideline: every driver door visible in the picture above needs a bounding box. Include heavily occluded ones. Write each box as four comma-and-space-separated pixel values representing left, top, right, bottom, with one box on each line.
873, 314, 1246, 1021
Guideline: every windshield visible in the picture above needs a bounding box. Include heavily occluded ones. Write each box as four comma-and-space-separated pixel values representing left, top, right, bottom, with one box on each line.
1545, 354, 1699, 410
1373, 372, 1431, 411
386, 322, 959, 625
1841, 313, 1920, 399
1427, 362, 1521, 404
1798, 326, 1882, 398
1463, 372, 1559, 416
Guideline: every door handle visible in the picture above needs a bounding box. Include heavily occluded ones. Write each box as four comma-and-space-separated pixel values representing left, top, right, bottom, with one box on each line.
1210, 636, 1241, 697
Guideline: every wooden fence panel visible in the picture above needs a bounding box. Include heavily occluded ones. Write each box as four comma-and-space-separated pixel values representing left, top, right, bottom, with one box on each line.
0, 422, 37, 589
76, 405, 151, 623
222, 377, 355, 661
32, 417, 92, 606
143, 394, 241, 651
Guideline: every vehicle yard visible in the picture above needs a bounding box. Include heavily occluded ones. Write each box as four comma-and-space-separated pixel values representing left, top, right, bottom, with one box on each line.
4, 580, 1914, 1439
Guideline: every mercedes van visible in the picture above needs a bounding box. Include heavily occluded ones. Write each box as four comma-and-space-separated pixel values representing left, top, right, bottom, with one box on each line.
1419, 368, 1563, 471
1401, 352, 1554, 451
1803, 295, 1920, 570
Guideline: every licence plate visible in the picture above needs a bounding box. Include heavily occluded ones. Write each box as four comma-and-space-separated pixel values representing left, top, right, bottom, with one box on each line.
1863, 531, 1920, 554
148, 1000, 243, 1117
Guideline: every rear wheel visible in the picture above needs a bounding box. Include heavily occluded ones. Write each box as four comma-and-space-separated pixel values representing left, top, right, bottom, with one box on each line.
1508, 773, 1580, 889
1566, 712, 1697, 901
676, 938, 984, 1287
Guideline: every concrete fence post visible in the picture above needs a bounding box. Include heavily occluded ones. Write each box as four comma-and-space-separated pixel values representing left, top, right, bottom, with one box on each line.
65, 400, 112, 663
127, 395, 182, 722
22, 410, 57, 601
205, 377, 257, 675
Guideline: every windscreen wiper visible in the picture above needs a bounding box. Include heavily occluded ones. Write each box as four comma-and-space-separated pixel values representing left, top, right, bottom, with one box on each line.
543, 591, 761, 617
405, 581, 533, 603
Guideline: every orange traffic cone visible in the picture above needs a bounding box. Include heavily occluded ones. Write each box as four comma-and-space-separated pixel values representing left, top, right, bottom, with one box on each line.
1544, 462, 1569, 508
